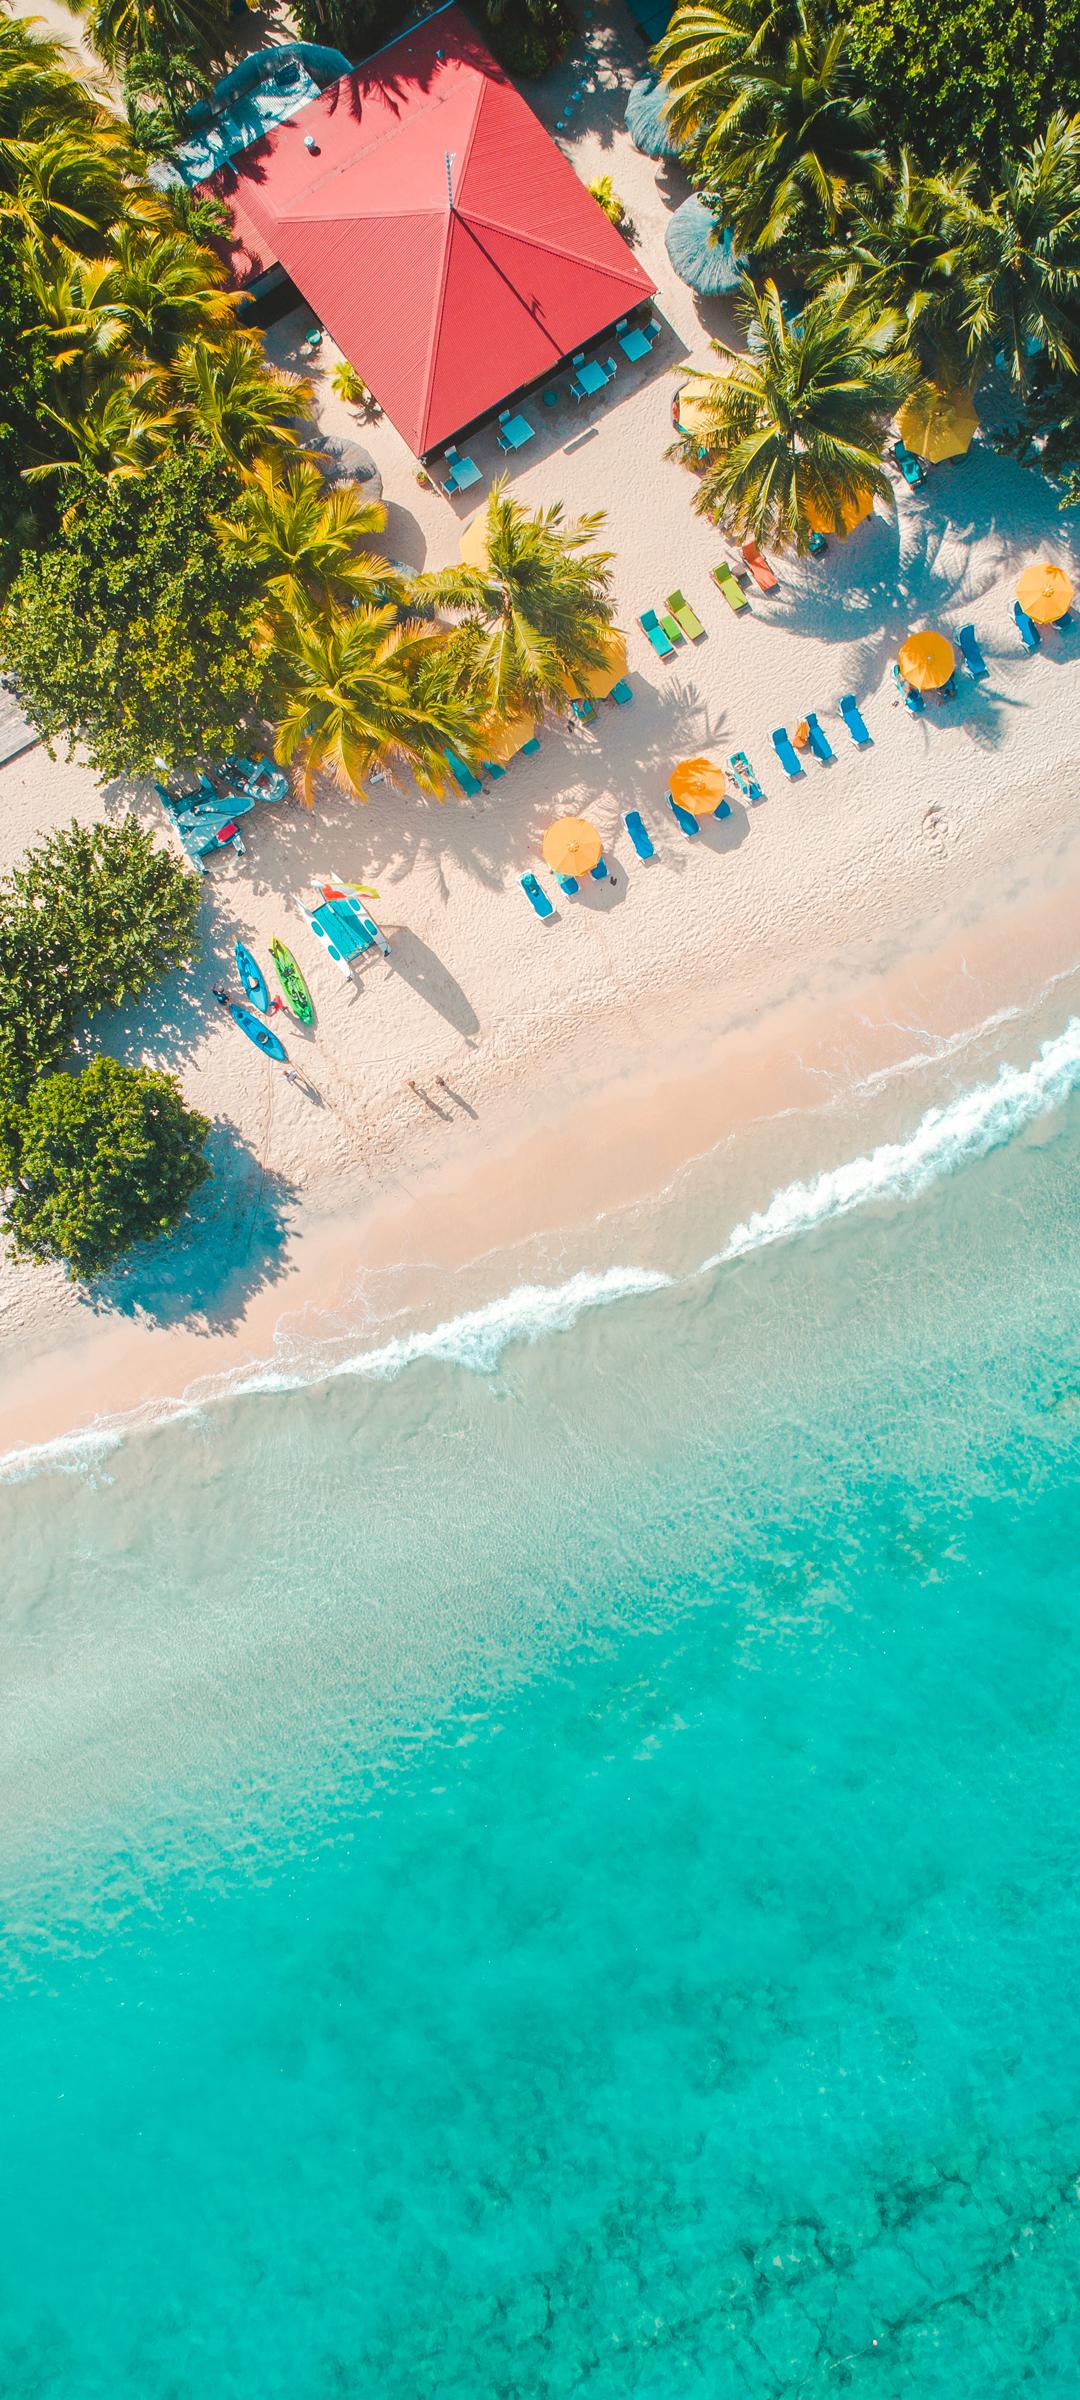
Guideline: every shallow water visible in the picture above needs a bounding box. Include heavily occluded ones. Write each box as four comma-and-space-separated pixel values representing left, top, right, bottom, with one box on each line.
2, 1010, 1079, 2397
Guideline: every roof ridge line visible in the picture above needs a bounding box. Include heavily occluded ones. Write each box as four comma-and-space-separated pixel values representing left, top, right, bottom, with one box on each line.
461, 208, 649, 282
416, 71, 485, 449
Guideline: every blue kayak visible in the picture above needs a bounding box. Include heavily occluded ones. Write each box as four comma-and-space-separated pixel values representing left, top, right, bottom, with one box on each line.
228, 1002, 286, 1062
234, 939, 269, 1013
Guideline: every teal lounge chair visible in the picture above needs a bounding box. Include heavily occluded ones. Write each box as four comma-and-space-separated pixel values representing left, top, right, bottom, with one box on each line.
625, 810, 654, 858
805, 712, 834, 762
520, 735, 541, 755
892, 664, 924, 713
571, 697, 597, 723
555, 873, 578, 895
839, 694, 872, 746
610, 678, 633, 704
668, 797, 699, 836
1014, 602, 1040, 651
729, 751, 764, 801
590, 857, 608, 881
640, 609, 675, 658
771, 728, 804, 778
667, 589, 706, 640
958, 626, 988, 680
521, 873, 554, 919
446, 749, 482, 796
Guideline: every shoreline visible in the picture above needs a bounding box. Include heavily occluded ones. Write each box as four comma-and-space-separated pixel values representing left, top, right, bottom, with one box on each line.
4, 821, 1079, 1475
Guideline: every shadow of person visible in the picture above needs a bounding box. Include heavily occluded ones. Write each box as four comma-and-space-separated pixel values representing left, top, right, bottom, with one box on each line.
388, 928, 480, 1035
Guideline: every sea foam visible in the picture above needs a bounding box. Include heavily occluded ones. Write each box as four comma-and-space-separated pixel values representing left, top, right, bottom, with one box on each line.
3, 1017, 1078, 1481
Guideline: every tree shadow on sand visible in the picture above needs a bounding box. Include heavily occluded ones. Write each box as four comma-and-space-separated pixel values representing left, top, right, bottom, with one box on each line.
77, 1117, 298, 1333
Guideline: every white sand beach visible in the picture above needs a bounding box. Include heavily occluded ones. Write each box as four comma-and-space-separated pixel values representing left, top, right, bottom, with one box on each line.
3, 0, 1080, 1459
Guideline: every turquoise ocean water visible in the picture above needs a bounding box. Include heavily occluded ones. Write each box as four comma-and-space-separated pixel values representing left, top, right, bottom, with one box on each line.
2, 1001, 1080, 2398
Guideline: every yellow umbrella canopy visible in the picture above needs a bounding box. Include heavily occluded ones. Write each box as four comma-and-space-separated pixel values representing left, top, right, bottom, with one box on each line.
1016, 562, 1073, 624
804, 484, 874, 538
898, 386, 978, 463
542, 816, 603, 876
459, 512, 490, 569
572, 629, 628, 700
476, 709, 536, 765
673, 373, 717, 447
669, 756, 728, 816
898, 629, 955, 690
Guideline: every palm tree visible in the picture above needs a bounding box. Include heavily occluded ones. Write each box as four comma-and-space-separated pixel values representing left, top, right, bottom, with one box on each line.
652, 0, 799, 156
269, 604, 477, 804
943, 112, 1080, 389
0, 13, 101, 143
811, 152, 974, 382
694, 9, 886, 252
24, 367, 180, 482
0, 123, 132, 253
87, 0, 228, 72
178, 335, 310, 465
408, 481, 616, 721
102, 222, 237, 363
215, 456, 398, 618
677, 273, 915, 552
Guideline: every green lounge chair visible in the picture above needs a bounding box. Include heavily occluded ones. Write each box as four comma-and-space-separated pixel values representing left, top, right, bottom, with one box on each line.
667, 589, 705, 641
712, 562, 749, 614
659, 611, 684, 645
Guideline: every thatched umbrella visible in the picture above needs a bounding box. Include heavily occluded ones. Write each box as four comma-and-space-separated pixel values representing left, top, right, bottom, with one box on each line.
665, 195, 742, 295
625, 75, 680, 159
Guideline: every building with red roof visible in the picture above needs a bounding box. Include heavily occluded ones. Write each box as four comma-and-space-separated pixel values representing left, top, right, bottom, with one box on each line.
205, 7, 655, 456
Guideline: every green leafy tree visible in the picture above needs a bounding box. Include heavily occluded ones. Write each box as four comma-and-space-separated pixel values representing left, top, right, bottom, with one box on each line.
270, 603, 478, 803
676, 273, 914, 551
215, 455, 396, 619
944, 113, 1080, 390
847, 0, 1080, 182
408, 480, 616, 721
4, 1056, 211, 1279
6, 817, 200, 1014
0, 449, 270, 775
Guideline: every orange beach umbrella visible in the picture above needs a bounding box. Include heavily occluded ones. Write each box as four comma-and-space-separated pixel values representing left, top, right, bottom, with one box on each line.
898, 386, 978, 463
898, 629, 954, 690
476, 708, 536, 764
459, 512, 490, 569
669, 756, 727, 816
542, 816, 603, 876
804, 485, 874, 539
1016, 563, 1073, 624
571, 628, 628, 700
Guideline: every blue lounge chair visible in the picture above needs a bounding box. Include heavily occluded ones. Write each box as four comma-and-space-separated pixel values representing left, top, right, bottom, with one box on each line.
521, 873, 554, 919
805, 712, 834, 762
668, 798, 699, 836
590, 857, 608, 881
892, 664, 924, 713
957, 626, 988, 680
640, 609, 675, 658
520, 735, 541, 756
555, 873, 578, 895
624, 809, 654, 858
839, 694, 872, 746
446, 749, 482, 796
771, 727, 804, 779
807, 530, 828, 557
483, 760, 506, 778
729, 751, 765, 802
893, 438, 925, 487
1014, 602, 1040, 651
610, 678, 633, 704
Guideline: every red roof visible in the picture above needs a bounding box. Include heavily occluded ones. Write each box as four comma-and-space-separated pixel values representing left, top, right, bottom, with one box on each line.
207, 10, 655, 453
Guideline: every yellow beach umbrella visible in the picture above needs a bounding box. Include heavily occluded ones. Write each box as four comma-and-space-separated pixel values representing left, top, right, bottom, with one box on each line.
1016, 562, 1073, 624
804, 485, 875, 538
476, 708, 536, 765
898, 629, 955, 690
459, 512, 490, 569
899, 385, 978, 463
571, 629, 628, 701
673, 372, 717, 448
542, 816, 603, 877
669, 756, 727, 816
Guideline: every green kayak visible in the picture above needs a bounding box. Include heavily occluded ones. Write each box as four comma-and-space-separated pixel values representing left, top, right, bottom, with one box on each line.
270, 936, 314, 1025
